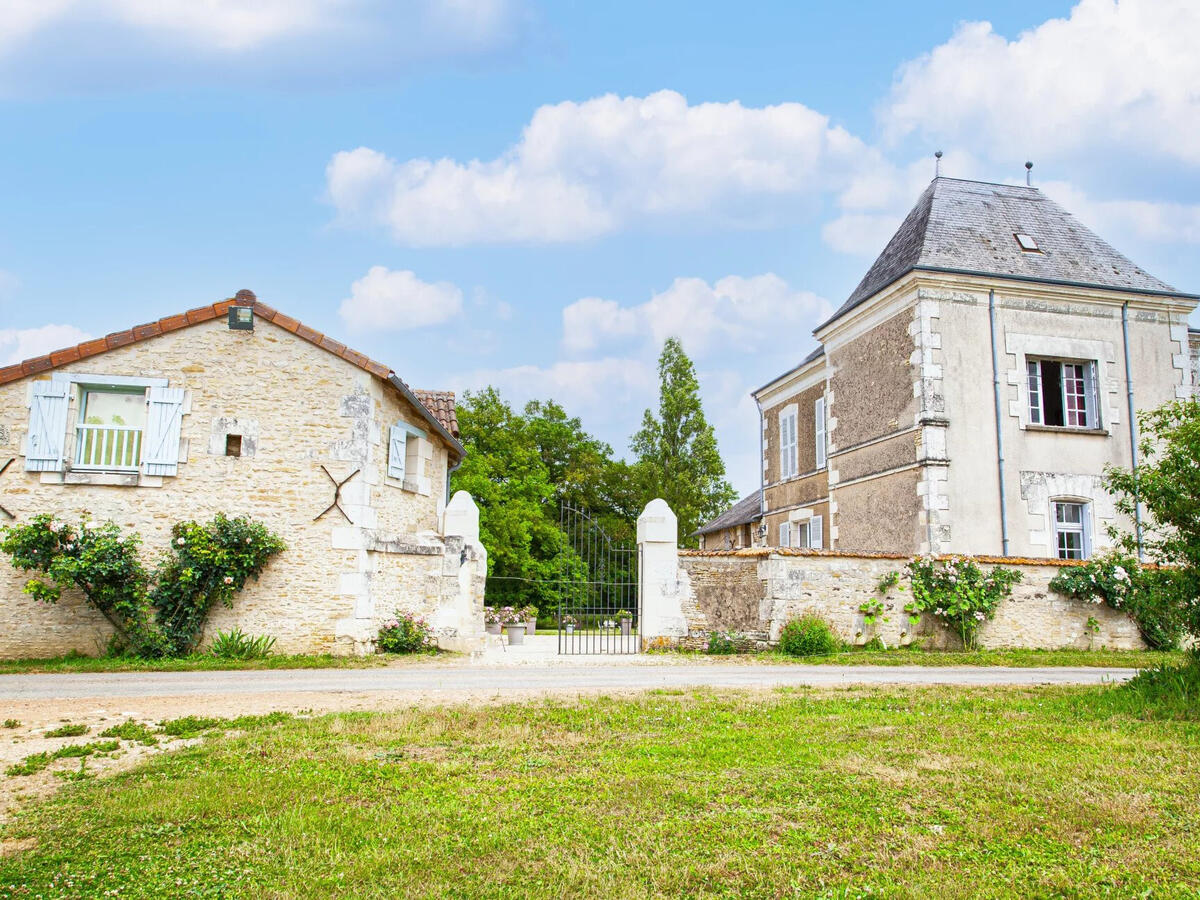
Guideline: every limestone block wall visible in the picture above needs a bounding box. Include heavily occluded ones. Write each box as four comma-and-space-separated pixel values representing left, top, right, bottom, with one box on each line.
676, 549, 1145, 651
0, 315, 483, 658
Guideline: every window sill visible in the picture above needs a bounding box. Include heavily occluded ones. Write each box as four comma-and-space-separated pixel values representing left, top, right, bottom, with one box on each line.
1024, 425, 1109, 436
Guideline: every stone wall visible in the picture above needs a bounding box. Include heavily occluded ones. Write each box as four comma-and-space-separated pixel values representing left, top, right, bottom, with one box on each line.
675, 549, 1145, 651
0, 314, 485, 658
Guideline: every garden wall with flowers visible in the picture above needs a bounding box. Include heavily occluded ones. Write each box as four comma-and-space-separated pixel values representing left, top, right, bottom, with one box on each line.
673, 548, 1147, 652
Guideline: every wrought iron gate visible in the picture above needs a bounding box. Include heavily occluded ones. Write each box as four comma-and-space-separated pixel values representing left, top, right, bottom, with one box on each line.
557, 503, 640, 654
482, 502, 640, 655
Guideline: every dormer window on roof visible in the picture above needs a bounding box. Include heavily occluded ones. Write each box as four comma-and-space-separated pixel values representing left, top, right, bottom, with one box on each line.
1014, 233, 1040, 252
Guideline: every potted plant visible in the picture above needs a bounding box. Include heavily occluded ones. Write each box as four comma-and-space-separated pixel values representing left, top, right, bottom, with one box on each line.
521, 604, 538, 635
501, 606, 525, 645
484, 606, 502, 635
616, 609, 633, 636
562, 614, 577, 635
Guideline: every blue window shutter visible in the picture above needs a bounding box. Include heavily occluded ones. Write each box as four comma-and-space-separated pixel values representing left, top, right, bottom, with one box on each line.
388, 425, 408, 480
25, 381, 70, 472
143, 387, 184, 476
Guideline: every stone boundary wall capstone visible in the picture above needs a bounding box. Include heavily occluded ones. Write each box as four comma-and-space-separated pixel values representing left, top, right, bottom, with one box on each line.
676, 550, 1145, 651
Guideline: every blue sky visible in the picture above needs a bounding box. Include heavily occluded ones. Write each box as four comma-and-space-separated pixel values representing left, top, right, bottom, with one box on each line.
2, 0, 1198, 498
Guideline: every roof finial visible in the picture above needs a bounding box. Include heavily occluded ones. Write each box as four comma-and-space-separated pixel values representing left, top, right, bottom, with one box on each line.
934, 150, 943, 178
1025, 160, 1033, 186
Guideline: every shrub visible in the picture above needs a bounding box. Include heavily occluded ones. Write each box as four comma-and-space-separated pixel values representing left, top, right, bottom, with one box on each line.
706, 631, 737, 654
1049, 552, 1186, 650
0, 515, 162, 656
152, 515, 286, 656
44, 723, 88, 738
904, 556, 1022, 650
376, 612, 432, 654
209, 628, 276, 660
777, 615, 841, 657
0, 513, 285, 659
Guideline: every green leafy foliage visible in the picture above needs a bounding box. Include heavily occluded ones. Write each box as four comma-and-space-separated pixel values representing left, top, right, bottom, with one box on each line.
904, 556, 1022, 650
631, 338, 736, 546
1112, 650, 1200, 720
209, 628, 277, 660
705, 631, 737, 654
1104, 397, 1200, 646
1, 513, 284, 659
44, 723, 88, 738
777, 615, 841, 657
376, 612, 432, 654
1048, 552, 1185, 650
0, 514, 162, 656
152, 515, 286, 656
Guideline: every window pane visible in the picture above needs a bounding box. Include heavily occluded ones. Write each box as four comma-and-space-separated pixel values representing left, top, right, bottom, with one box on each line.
1027, 360, 1041, 424
1055, 502, 1083, 525
1063, 363, 1087, 427
83, 391, 146, 428
1057, 531, 1083, 559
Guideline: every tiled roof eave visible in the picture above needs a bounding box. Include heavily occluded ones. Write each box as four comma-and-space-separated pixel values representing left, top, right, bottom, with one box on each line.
0, 290, 464, 460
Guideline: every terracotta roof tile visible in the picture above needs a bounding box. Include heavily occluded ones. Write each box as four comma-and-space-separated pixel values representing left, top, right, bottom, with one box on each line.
412, 390, 459, 437
0, 290, 461, 455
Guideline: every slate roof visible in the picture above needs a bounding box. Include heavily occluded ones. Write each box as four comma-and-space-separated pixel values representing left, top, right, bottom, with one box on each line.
822, 177, 1192, 330
0, 290, 463, 456
694, 492, 762, 537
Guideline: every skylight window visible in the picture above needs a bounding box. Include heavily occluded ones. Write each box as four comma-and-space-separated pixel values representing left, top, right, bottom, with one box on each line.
1014, 233, 1040, 252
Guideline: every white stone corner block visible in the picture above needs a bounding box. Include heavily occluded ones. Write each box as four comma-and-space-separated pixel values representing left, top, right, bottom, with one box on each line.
443, 490, 481, 543
637, 498, 678, 545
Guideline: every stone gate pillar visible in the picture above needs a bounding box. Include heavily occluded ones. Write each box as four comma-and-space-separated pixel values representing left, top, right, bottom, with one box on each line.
637, 498, 687, 647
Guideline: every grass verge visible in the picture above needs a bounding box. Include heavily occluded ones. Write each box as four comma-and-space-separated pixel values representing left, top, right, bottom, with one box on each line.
1, 684, 1198, 898
684, 646, 1181, 668
0, 653, 403, 675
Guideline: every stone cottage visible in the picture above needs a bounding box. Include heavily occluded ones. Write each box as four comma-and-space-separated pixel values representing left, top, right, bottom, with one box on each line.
700, 176, 1199, 559
0, 290, 486, 657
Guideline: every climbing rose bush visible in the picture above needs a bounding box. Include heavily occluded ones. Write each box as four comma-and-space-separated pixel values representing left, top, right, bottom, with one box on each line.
1048, 551, 1186, 650
0, 514, 163, 656
904, 556, 1022, 651
1, 513, 285, 658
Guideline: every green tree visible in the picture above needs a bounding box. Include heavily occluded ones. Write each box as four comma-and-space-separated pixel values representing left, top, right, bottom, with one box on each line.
449, 388, 564, 596
631, 338, 736, 546
1104, 397, 1200, 641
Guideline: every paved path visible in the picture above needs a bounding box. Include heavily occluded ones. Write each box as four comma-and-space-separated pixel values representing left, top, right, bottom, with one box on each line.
0, 664, 1135, 700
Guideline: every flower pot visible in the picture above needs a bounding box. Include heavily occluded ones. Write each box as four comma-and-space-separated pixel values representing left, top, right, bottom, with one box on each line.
506, 623, 524, 645
564, 624, 575, 635
486, 622, 501, 635
619, 619, 632, 636
525, 618, 537, 635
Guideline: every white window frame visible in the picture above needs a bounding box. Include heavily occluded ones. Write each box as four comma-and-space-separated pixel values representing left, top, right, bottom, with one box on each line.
34, 373, 178, 477
778, 406, 798, 480
1052, 499, 1092, 560
1026, 358, 1100, 430
814, 396, 826, 470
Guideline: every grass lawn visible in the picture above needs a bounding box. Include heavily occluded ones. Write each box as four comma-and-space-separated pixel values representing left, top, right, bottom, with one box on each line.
2, 683, 1198, 898
0, 653, 404, 675
746, 647, 1181, 668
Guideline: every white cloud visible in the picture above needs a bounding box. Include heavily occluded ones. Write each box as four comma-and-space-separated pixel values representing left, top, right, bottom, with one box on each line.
0, 0, 528, 91
338, 266, 463, 332
562, 273, 832, 357
326, 90, 884, 245
882, 0, 1200, 166
453, 357, 657, 421
0, 324, 91, 366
